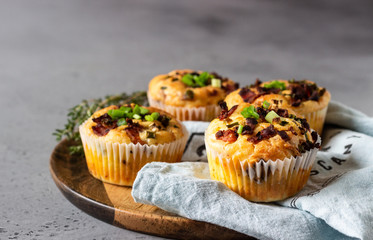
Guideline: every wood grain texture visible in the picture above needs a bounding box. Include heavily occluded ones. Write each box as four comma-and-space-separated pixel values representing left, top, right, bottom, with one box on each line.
50, 140, 254, 240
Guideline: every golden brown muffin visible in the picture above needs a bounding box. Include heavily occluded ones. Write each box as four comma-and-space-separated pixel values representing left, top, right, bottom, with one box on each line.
205, 101, 320, 202
79, 104, 188, 186
148, 69, 239, 121
224, 79, 331, 134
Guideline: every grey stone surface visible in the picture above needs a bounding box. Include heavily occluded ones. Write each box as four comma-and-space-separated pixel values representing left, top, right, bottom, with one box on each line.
1, 0, 372, 239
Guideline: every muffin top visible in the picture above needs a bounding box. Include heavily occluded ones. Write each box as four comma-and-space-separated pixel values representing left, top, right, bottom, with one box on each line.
148, 69, 239, 108
205, 101, 320, 163
80, 104, 185, 145
225, 79, 330, 114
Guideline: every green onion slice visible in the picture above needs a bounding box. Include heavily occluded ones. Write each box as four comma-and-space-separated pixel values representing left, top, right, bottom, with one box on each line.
264, 80, 286, 90
241, 106, 259, 119
211, 78, 221, 88
226, 122, 239, 128
237, 125, 244, 134
117, 118, 127, 126
265, 110, 280, 123
263, 100, 270, 109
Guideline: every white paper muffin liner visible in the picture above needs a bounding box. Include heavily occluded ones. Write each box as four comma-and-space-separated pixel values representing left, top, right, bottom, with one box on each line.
205, 137, 319, 202
147, 92, 221, 121
301, 106, 328, 135
79, 121, 188, 186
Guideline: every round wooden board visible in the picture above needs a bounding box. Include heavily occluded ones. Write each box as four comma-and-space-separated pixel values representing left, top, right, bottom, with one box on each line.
50, 140, 254, 240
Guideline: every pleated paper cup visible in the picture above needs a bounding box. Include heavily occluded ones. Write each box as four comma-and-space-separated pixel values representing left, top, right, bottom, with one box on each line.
206, 140, 319, 202
300, 106, 328, 135
79, 123, 188, 186
147, 93, 221, 121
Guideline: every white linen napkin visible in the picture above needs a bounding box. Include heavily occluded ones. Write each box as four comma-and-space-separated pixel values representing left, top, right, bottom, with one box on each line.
132, 101, 373, 240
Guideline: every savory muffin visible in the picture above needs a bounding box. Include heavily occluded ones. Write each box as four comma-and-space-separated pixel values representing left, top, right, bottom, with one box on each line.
205, 101, 320, 202
79, 104, 188, 186
224, 79, 331, 134
148, 69, 239, 121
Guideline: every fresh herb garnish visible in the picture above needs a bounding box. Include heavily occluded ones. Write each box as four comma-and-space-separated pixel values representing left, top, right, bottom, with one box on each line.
264, 80, 286, 90
53, 91, 148, 155
241, 106, 259, 119
263, 100, 270, 109
181, 71, 214, 87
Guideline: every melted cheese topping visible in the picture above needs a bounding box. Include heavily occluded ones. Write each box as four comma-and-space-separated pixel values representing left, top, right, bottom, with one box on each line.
81, 105, 185, 145
148, 69, 237, 107
205, 104, 313, 163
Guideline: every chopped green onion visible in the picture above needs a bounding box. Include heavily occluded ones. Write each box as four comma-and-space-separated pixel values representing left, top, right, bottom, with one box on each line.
226, 122, 239, 128
133, 114, 142, 119
144, 112, 160, 121
108, 109, 126, 120
126, 112, 134, 119
181, 74, 195, 87
144, 115, 153, 121
181, 72, 214, 87
265, 110, 280, 123
139, 107, 149, 115
133, 105, 141, 114
151, 112, 160, 120
117, 118, 127, 126
211, 78, 221, 88
263, 100, 270, 109
241, 106, 259, 119
264, 80, 286, 90
237, 125, 244, 134
160, 86, 167, 90
280, 120, 288, 126
119, 106, 132, 113
146, 131, 156, 139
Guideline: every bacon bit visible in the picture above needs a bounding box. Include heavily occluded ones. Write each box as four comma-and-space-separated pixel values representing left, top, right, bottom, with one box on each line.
125, 128, 145, 145
289, 126, 298, 136
125, 119, 145, 144
215, 129, 238, 143
208, 89, 218, 96
276, 108, 289, 118
272, 117, 281, 124
238, 87, 258, 103
300, 118, 310, 131
311, 131, 318, 142
218, 104, 238, 120
92, 113, 118, 136
289, 81, 325, 106
278, 131, 290, 141
261, 125, 277, 138
250, 78, 262, 88
92, 125, 111, 136
248, 125, 277, 143
241, 125, 254, 135
256, 107, 269, 121
222, 82, 239, 94
246, 118, 258, 129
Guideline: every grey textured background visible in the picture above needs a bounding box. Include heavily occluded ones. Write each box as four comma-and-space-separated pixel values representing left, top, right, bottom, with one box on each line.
1, 0, 373, 239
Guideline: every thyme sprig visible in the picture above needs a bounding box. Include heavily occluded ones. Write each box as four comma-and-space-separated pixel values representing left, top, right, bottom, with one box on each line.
53, 91, 148, 155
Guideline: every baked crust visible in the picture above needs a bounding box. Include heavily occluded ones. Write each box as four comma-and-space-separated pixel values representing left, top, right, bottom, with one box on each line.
148, 69, 238, 108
